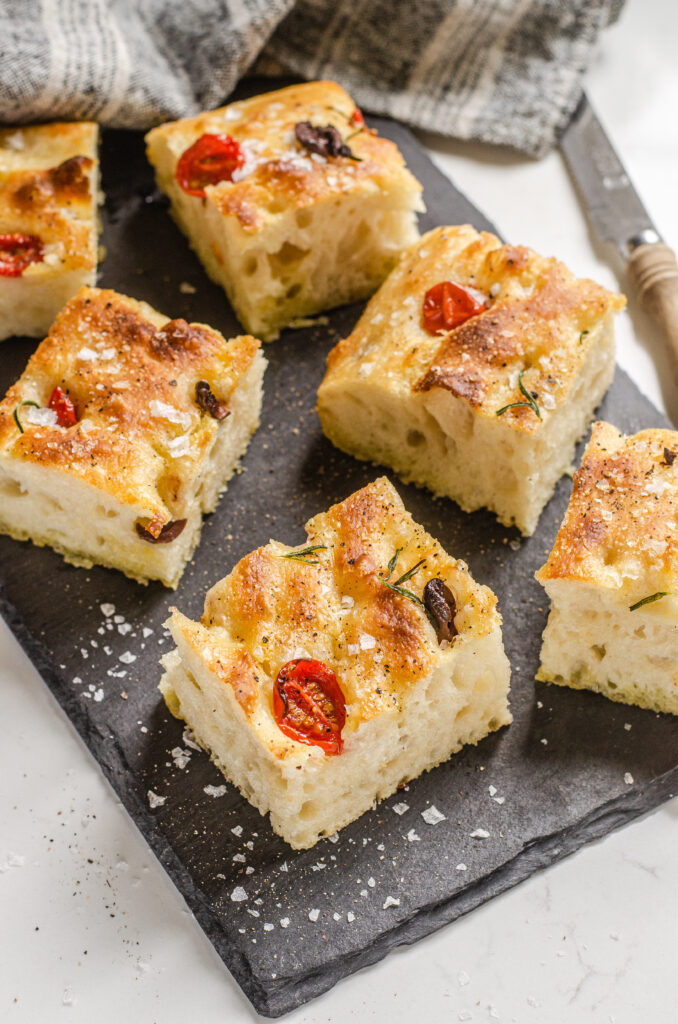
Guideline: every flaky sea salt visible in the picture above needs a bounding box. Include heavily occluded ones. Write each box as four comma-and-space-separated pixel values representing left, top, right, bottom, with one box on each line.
280, 917, 290, 928
24, 405, 58, 427
421, 805, 446, 826
147, 790, 166, 808
470, 829, 490, 839
119, 651, 136, 664
100, 603, 115, 617
204, 784, 227, 797
308, 908, 320, 922
171, 747, 191, 769
406, 829, 420, 842
231, 825, 243, 837
359, 633, 376, 651
624, 772, 634, 785
150, 399, 192, 429
231, 886, 247, 903
382, 896, 400, 909
456, 863, 467, 872
392, 802, 409, 815
166, 433, 192, 458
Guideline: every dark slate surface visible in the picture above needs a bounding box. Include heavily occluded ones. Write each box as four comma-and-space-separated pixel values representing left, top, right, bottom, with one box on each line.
1, 103, 677, 1019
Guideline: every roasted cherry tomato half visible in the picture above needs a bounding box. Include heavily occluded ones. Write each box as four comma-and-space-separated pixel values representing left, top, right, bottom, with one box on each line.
0, 233, 44, 277
422, 280, 487, 335
175, 133, 245, 198
349, 108, 364, 127
273, 658, 346, 755
48, 386, 77, 427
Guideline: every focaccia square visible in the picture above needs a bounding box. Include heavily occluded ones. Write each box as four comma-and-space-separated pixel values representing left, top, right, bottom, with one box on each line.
317, 225, 626, 535
0, 287, 265, 588
0, 122, 99, 340
159, 477, 511, 849
536, 421, 678, 715
145, 81, 423, 342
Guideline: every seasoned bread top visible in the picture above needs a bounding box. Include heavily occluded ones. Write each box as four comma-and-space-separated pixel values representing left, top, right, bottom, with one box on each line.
145, 81, 423, 233
324, 226, 625, 435
168, 477, 500, 760
537, 421, 678, 604
0, 287, 260, 532
0, 122, 99, 274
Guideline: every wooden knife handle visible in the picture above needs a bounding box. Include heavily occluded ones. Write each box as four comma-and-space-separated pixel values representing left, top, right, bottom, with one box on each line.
627, 242, 678, 368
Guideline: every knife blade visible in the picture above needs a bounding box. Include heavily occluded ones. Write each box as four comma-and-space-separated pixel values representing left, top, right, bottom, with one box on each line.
560, 92, 678, 380
560, 93, 660, 257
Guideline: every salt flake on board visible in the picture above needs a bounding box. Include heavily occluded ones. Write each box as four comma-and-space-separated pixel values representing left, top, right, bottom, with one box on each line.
421, 805, 446, 825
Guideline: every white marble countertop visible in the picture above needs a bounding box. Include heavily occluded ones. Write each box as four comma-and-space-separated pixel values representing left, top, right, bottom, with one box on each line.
2, 2, 677, 1021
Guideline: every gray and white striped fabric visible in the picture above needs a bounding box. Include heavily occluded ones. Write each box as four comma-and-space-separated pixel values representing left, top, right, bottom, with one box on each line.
0, 0, 624, 157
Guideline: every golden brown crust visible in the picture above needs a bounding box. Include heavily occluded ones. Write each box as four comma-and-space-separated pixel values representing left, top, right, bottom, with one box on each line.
194, 477, 499, 746
0, 122, 99, 273
0, 286, 260, 527
324, 226, 625, 434
536, 421, 678, 596
146, 81, 422, 232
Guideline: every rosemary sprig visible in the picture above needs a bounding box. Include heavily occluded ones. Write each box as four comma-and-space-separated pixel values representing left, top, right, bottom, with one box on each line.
392, 558, 426, 587
327, 105, 353, 122
345, 125, 365, 143
629, 592, 669, 611
13, 400, 40, 434
378, 550, 426, 606
496, 370, 542, 421
382, 579, 424, 606
386, 547, 403, 578
282, 544, 327, 565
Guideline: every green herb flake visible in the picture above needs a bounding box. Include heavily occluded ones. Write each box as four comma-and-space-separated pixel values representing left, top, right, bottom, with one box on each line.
629, 592, 669, 611
12, 400, 41, 434
579, 329, 590, 345
496, 369, 542, 421
282, 544, 327, 565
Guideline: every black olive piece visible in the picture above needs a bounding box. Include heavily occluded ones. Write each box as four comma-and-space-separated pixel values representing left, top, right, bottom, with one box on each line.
195, 380, 230, 420
423, 578, 458, 643
136, 518, 187, 544
663, 447, 676, 466
294, 121, 354, 159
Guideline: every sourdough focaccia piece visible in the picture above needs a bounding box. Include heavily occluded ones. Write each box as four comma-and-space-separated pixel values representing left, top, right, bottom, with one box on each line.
536, 421, 678, 715
0, 122, 99, 340
160, 477, 511, 848
317, 225, 626, 535
145, 81, 423, 342
0, 287, 265, 588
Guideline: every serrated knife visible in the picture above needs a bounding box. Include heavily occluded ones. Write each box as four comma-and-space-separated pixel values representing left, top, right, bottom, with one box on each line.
560, 93, 678, 371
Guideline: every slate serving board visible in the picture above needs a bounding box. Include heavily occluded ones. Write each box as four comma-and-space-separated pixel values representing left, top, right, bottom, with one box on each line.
1, 97, 677, 1019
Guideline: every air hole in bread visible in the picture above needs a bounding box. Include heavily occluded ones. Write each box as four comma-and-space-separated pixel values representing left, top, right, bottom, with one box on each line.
95, 504, 119, 519
406, 429, 425, 448
298, 799, 321, 822
591, 643, 606, 661
295, 208, 313, 229
244, 256, 258, 277
0, 475, 24, 498
267, 241, 309, 272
